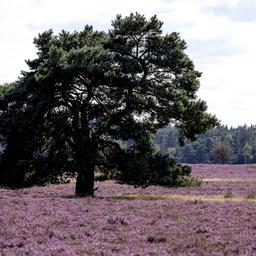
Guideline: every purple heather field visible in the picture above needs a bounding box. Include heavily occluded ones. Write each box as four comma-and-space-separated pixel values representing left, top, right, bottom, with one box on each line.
1, 165, 256, 255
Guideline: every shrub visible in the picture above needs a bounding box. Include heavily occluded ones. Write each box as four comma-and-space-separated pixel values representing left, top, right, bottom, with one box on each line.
98, 149, 198, 188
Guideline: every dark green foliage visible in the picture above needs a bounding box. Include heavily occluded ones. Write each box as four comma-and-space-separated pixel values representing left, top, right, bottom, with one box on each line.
114, 153, 193, 187
0, 83, 15, 111
0, 13, 217, 195
155, 125, 256, 164
97, 138, 201, 187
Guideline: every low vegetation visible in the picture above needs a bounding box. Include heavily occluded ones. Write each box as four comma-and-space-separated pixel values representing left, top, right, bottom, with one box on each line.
0, 165, 256, 255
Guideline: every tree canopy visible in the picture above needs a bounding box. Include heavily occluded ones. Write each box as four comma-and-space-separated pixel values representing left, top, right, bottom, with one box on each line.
0, 13, 218, 196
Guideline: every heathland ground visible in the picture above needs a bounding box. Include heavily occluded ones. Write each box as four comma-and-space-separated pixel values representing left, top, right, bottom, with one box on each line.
1, 164, 256, 255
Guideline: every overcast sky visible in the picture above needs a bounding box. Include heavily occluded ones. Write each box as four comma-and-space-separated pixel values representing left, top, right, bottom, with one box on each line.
1, 0, 256, 127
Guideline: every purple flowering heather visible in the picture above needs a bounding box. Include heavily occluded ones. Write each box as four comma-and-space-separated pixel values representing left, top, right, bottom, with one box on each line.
1, 164, 256, 255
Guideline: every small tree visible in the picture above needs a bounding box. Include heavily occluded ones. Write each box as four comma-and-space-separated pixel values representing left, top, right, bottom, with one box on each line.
0, 13, 218, 196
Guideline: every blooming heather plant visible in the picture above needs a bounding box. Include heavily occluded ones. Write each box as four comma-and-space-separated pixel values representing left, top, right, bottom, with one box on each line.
0, 164, 256, 255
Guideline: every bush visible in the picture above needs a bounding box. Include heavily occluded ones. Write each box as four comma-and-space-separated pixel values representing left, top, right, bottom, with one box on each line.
97, 149, 199, 187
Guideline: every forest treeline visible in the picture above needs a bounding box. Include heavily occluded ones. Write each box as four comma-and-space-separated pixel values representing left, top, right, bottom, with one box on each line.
155, 125, 256, 164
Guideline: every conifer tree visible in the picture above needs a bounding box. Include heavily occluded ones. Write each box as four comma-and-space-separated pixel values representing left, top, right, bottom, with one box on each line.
0, 13, 218, 196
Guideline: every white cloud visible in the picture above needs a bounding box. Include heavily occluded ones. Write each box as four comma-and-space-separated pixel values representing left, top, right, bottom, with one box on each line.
0, 0, 256, 126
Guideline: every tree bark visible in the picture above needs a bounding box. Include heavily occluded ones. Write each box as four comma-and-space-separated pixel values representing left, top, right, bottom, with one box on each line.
75, 166, 95, 196
74, 141, 96, 197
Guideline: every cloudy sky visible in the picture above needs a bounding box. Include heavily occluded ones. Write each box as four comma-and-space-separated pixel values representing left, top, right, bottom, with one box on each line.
0, 0, 256, 127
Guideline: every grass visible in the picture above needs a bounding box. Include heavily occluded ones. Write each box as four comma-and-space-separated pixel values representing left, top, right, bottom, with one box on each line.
246, 193, 256, 199
223, 190, 234, 199
203, 178, 256, 183
114, 194, 256, 202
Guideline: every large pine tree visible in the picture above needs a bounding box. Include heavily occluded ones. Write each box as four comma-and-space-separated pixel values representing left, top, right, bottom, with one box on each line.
0, 13, 218, 196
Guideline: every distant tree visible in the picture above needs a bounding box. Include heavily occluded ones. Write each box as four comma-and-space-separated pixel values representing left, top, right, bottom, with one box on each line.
212, 141, 234, 164
179, 144, 196, 163
242, 143, 253, 163
0, 83, 15, 111
0, 13, 217, 196
0, 83, 16, 149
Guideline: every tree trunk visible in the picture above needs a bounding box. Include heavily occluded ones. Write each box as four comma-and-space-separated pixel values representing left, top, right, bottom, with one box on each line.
73, 112, 97, 196
74, 143, 96, 197
75, 166, 95, 196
